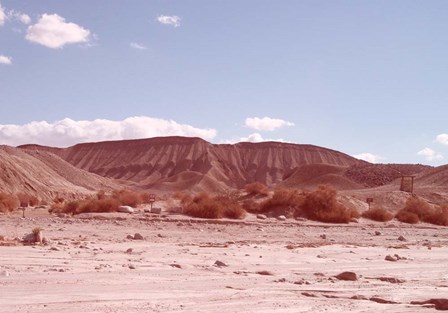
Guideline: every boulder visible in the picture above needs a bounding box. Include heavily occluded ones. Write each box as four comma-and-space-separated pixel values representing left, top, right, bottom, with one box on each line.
335, 271, 358, 281
151, 207, 162, 214
117, 206, 134, 214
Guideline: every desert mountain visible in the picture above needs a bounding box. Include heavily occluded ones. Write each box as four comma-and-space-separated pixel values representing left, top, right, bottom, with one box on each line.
0, 145, 121, 200
20, 137, 363, 192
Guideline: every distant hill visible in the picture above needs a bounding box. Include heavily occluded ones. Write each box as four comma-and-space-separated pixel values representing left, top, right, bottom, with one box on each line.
20, 136, 363, 192
0, 145, 120, 200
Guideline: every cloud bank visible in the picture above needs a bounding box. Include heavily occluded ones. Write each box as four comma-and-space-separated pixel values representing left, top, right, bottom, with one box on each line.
353, 153, 385, 163
157, 15, 181, 27
417, 147, 443, 161
0, 116, 217, 147
26, 14, 90, 49
0, 54, 12, 65
245, 117, 294, 131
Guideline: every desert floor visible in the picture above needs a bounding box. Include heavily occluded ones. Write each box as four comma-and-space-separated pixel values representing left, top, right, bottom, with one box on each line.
1, 207, 448, 313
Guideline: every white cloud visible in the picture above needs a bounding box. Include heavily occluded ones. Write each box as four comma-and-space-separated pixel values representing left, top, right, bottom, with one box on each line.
245, 117, 294, 131
223, 133, 286, 144
0, 55, 12, 65
353, 153, 385, 163
0, 3, 5, 26
157, 15, 181, 27
436, 134, 448, 145
0, 116, 217, 147
26, 14, 90, 49
417, 147, 443, 161
7, 10, 31, 24
18, 13, 30, 24
130, 42, 147, 50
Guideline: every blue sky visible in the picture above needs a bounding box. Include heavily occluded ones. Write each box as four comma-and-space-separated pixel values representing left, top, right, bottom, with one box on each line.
1, 1, 447, 165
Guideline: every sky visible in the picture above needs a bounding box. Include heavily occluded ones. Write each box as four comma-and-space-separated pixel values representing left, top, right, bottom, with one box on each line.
1, 1, 448, 165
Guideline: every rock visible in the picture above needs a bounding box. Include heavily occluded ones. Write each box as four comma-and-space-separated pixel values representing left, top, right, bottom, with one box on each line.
34, 230, 43, 243
151, 207, 162, 214
277, 215, 286, 221
335, 271, 358, 281
171, 207, 183, 214
369, 297, 398, 304
22, 233, 37, 244
385, 255, 398, 262
126, 234, 134, 240
411, 299, 448, 310
170, 263, 182, 269
320, 234, 327, 239
42, 237, 50, 245
351, 295, 368, 300
144, 208, 150, 213
50, 247, 61, 251
256, 270, 274, 276
129, 264, 136, 270
117, 206, 134, 214
257, 214, 267, 220
398, 235, 407, 242
375, 231, 381, 236
377, 277, 405, 284
125, 248, 133, 254
133, 233, 144, 240
214, 260, 228, 267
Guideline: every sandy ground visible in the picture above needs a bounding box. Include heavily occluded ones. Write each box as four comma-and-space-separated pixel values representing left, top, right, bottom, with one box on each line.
1, 208, 448, 313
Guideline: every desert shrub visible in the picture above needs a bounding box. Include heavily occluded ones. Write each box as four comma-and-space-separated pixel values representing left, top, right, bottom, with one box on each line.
259, 189, 305, 215
56, 198, 120, 215
0, 192, 19, 213
17, 193, 39, 207
300, 185, 360, 223
242, 199, 260, 213
395, 210, 420, 224
244, 182, 269, 196
112, 189, 142, 207
96, 190, 106, 200
362, 207, 394, 222
182, 192, 246, 219
395, 196, 434, 224
423, 204, 448, 226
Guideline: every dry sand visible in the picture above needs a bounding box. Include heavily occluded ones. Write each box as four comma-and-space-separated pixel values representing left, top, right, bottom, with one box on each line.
1, 207, 448, 312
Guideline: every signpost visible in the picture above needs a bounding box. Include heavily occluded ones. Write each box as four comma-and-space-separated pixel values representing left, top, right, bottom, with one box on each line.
366, 197, 373, 209
149, 194, 156, 209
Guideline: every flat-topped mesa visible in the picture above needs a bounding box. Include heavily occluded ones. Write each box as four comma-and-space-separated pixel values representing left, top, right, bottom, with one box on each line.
20, 136, 362, 191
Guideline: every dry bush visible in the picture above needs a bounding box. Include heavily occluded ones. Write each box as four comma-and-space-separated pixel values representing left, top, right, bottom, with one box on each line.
182, 192, 246, 219
423, 204, 448, 226
244, 182, 269, 196
242, 199, 260, 213
17, 193, 39, 207
259, 189, 305, 215
112, 189, 142, 207
395, 210, 420, 224
96, 190, 106, 200
395, 196, 434, 224
56, 198, 120, 215
0, 192, 19, 213
362, 207, 394, 222
300, 185, 360, 223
